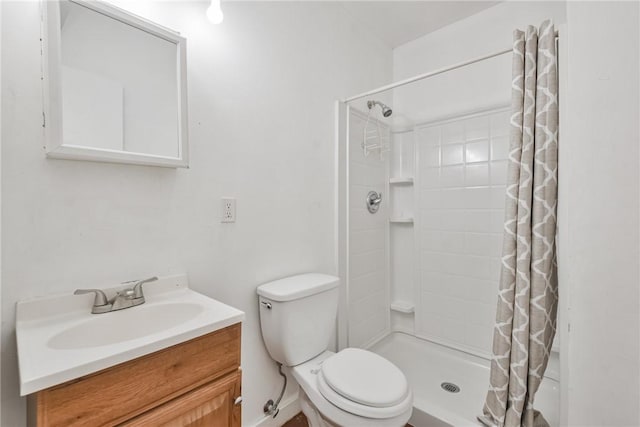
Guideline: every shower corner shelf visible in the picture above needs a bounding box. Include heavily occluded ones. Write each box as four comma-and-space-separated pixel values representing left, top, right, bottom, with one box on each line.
389, 217, 414, 224
389, 177, 414, 185
390, 301, 415, 314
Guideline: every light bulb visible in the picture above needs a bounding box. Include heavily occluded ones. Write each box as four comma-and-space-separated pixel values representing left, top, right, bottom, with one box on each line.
206, 0, 224, 24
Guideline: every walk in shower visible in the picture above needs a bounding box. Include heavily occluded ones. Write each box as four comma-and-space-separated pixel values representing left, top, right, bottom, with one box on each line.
336, 23, 562, 426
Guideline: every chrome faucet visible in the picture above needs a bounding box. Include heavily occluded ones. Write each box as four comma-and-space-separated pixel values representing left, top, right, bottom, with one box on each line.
73, 288, 111, 314
74, 276, 158, 314
132, 276, 158, 300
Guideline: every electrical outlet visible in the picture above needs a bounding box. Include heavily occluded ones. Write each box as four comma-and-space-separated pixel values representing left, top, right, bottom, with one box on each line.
221, 198, 236, 223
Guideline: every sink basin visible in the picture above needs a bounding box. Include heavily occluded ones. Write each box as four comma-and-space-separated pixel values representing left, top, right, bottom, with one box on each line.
16, 274, 245, 396
47, 303, 204, 350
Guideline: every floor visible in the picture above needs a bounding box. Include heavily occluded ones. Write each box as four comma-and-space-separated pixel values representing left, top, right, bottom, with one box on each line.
283, 412, 308, 427
283, 412, 414, 427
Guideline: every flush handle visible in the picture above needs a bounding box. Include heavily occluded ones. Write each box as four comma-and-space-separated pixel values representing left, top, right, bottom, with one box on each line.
261, 301, 272, 310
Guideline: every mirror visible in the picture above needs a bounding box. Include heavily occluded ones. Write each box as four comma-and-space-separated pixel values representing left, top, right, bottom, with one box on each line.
42, 0, 189, 168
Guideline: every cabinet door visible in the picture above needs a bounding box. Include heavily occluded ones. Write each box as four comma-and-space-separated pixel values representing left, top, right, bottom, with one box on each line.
34, 324, 241, 427
121, 371, 241, 427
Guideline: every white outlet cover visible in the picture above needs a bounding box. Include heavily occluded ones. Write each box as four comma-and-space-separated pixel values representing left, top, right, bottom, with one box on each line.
221, 198, 236, 223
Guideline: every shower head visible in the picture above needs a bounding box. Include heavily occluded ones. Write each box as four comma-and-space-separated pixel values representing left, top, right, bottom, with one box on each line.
367, 100, 393, 117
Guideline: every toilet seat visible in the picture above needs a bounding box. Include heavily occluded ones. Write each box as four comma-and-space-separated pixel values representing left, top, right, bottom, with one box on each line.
320, 348, 409, 408
291, 350, 413, 427
318, 370, 413, 419
316, 348, 412, 419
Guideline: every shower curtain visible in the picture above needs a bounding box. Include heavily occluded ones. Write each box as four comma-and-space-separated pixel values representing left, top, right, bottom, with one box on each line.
479, 20, 558, 427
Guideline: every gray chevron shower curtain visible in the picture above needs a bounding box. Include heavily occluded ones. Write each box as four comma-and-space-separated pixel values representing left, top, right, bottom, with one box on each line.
478, 20, 558, 427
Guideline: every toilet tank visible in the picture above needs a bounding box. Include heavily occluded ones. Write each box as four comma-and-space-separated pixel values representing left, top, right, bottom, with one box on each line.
257, 273, 340, 367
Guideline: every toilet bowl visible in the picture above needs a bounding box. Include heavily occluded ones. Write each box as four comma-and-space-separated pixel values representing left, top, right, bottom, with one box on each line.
290, 350, 413, 427
256, 273, 413, 427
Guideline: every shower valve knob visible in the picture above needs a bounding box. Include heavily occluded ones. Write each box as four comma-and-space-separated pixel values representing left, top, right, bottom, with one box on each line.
366, 191, 382, 214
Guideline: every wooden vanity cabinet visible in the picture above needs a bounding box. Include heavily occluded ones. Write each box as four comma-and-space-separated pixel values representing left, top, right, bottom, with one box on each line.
29, 323, 242, 427
122, 370, 241, 427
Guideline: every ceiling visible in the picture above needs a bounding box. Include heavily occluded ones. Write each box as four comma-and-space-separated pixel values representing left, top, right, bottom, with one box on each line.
339, 1, 500, 48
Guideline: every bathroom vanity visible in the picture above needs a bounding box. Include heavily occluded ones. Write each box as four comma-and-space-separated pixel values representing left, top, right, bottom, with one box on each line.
31, 324, 240, 426
16, 275, 244, 427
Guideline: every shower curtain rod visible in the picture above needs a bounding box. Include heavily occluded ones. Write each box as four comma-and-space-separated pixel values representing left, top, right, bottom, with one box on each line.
342, 34, 559, 103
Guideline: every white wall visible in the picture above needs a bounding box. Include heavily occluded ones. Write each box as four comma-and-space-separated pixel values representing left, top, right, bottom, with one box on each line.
562, 2, 640, 425
0, 1, 392, 425
347, 110, 389, 348
393, 1, 567, 124
415, 109, 510, 357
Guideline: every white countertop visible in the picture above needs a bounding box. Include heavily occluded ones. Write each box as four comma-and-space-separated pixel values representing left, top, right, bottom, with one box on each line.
16, 274, 244, 396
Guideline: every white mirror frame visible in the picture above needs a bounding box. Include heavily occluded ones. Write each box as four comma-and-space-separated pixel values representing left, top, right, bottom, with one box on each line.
41, 0, 189, 168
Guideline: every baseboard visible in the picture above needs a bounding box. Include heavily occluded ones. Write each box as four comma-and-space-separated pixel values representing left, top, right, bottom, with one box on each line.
251, 394, 301, 427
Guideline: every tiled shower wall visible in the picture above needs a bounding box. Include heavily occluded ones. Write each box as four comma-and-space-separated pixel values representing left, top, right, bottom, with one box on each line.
348, 110, 389, 348
416, 109, 510, 357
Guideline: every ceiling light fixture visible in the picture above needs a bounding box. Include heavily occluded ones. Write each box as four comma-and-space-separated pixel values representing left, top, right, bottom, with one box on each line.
206, 0, 223, 24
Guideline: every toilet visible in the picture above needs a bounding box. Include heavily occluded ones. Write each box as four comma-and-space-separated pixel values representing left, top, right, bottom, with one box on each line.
257, 273, 413, 427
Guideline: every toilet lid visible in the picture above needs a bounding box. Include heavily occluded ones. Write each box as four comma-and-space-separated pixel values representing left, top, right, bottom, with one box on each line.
320, 348, 409, 408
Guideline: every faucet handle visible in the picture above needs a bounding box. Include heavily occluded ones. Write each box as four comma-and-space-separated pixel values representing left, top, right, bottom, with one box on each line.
74, 289, 109, 307
132, 276, 159, 299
